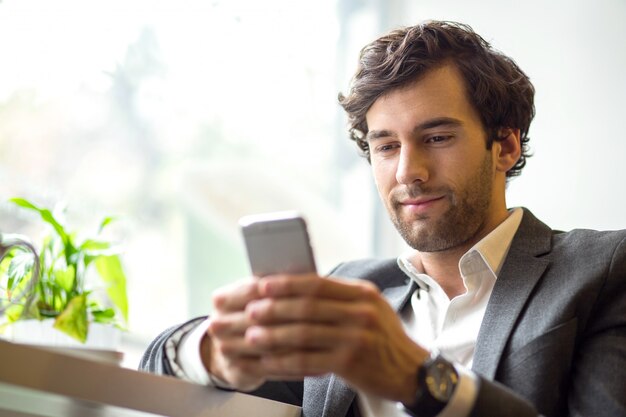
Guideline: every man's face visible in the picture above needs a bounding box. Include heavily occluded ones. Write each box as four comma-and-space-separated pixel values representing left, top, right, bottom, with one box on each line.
365, 64, 502, 252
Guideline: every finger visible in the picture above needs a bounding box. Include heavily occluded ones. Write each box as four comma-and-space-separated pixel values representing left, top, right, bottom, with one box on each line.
209, 312, 251, 336
213, 334, 264, 357
259, 274, 380, 301
246, 324, 372, 350
260, 350, 341, 377
212, 278, 261, 312
215, 350, 313, 389
225, 356, 266, 375
216, 356, 268, 391
246, 297, 383, 328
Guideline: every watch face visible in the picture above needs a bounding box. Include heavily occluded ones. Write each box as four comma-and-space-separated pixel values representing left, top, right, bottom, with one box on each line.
425, 360, 459, 401
401, 355, 459, 417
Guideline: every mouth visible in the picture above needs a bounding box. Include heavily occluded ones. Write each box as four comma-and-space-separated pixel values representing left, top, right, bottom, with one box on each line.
400, 195, 444, 206
397, 195, 445, 214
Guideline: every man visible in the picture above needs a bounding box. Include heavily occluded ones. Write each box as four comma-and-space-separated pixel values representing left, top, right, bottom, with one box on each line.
141, 21, 626, 417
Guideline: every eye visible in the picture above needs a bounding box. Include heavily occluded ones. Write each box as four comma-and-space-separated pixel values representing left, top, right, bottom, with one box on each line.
374, 143, 400, 154
425, 135, 452, 144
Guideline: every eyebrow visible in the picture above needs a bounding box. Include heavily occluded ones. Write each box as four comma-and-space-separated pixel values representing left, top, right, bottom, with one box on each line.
365, 117, 463, 142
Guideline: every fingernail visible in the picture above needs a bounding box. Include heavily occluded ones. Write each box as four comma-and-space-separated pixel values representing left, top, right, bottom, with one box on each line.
247, 299, 267, 319
247, 326, 263, 342
212, 295, 223, 309
258, 280, 271, 296
207, 318, 221, 332
248, 303, 260, 320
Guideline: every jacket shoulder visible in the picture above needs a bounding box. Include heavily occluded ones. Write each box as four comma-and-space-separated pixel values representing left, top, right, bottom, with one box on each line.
328, 258, 408, 289
551, 228, 626, 258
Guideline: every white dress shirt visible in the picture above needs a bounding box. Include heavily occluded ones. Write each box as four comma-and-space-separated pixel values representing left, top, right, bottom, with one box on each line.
175, 208, 524, 417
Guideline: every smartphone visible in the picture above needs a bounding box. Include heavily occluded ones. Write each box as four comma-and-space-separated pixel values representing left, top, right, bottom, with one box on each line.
239, 211, 317, 277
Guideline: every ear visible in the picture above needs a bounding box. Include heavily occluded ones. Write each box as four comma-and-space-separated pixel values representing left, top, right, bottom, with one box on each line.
493, 128, 521, 173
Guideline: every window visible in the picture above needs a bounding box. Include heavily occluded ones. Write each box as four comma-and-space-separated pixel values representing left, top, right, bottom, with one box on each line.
0, 0, 380, 366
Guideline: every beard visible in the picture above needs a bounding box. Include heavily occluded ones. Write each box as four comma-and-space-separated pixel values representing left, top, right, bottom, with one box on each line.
387, 152, 494, 252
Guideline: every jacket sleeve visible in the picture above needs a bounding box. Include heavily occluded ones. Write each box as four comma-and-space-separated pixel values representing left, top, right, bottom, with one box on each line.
566, 236, 626, 416
138, 317, 205, 375
469, 378, 539, 417
138, 317, 304, 407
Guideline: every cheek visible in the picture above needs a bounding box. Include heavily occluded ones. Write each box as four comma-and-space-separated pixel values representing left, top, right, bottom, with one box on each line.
371, 161, 396, 197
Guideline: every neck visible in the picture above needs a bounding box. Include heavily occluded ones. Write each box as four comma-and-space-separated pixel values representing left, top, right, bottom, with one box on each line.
409, 207, 510, 299
410, 247, 468, 299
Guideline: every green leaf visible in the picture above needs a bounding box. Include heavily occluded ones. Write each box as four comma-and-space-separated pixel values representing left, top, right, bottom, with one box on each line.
27, 299, 41, 319
0, 250, 14, 272
95, 255, 128, 322
4, 303, 24, 322
9, 198, 78, 264
98, 216, 117, 233
2, 296, 39, 322
1, 252, 15, 296
80, 240, 110, 251
53, 294, 88, 343
79, 240, 121, 268
80, 240, 119, 267
53, 265, 75, 292
91, 308, 115, 324
7, 250, 36, 293
10, 198, 68, 242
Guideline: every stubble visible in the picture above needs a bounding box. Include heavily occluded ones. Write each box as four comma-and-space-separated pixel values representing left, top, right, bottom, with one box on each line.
388, 152, 494, 252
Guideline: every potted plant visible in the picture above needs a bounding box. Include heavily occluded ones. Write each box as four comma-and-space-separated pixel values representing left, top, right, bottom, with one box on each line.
0, 197, 128, 349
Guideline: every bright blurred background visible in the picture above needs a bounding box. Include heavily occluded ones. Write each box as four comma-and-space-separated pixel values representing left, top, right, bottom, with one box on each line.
1, 0, 624, 368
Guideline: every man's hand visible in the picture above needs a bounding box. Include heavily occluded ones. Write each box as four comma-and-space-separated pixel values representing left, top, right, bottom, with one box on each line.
241, 273, 429, 403
202, 279, 267, 391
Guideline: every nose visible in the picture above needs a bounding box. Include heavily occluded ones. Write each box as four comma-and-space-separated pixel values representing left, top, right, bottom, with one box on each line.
395, 145, 429, 185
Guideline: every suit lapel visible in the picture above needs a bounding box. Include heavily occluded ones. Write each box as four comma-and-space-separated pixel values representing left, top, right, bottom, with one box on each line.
472, 208, 552, 379
303, 265, 414, 417
381, 271, 416, 310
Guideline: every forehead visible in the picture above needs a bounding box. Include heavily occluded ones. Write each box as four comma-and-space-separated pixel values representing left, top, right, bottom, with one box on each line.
365, 64, 481, 130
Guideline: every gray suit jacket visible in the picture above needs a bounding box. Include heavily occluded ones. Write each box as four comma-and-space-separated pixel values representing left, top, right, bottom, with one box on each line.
140, 209, 626, 417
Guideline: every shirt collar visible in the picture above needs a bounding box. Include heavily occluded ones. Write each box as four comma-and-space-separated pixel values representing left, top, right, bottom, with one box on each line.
398, 208, 524, 290
469, 207, 523, 276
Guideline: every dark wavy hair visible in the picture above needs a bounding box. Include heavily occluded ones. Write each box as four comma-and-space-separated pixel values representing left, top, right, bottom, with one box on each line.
338, 21, 535, 178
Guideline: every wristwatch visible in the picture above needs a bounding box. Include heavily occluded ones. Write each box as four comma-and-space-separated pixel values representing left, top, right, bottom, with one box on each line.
399, 351, 459, 417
